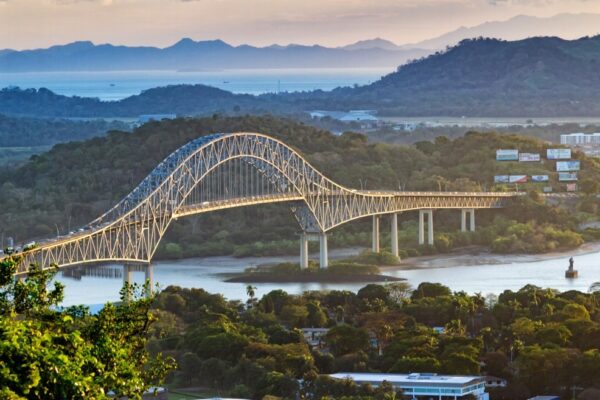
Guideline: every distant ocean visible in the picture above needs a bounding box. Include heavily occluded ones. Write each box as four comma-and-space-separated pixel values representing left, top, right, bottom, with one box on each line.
0, 68, 392, 101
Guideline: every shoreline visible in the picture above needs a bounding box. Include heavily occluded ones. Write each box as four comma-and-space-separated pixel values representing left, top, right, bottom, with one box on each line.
152, 241, 600, 274
224, 273, 404, 284
382, 241, 600, 271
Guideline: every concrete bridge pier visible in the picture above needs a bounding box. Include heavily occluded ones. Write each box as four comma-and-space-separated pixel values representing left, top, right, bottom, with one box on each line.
419, 210, 434, 246
372, 215, 380, 253
461, 209, 476, 232
391, 213, 399, 259
299, 233, 309, 270
145, 264, 154, 297
319, 233, 328, 269
123, 263, 154, 298
123, 264, 134, 286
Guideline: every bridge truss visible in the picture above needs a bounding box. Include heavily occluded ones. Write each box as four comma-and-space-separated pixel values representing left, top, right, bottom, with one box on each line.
5, 133, 519, 275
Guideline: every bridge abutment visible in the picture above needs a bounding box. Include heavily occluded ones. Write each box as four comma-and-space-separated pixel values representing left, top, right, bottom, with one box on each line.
419, 210, 434, 246
372, 215, 380, 253
461, 209, 476, 232
391, 213, 399, 259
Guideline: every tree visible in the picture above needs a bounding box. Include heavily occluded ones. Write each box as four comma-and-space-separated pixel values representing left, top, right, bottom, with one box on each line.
280, 304, 309, 328
411, 282, 451, 300
246, 285, 257, 307
0, 257, 175, 399
306, 301, 328, 327
325, 325, 370, 356
386, 282, 413, 305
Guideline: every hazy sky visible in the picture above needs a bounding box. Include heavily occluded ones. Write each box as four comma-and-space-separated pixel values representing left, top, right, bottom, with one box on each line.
2, 0, 600, 50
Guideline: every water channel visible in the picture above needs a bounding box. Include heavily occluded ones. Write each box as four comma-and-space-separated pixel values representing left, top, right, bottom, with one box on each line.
55, 244, 600, 307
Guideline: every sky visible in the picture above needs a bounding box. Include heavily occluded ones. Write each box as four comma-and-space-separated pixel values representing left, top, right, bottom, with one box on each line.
2, 0, 600, 50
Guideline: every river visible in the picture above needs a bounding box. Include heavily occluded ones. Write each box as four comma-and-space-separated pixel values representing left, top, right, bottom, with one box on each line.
54, 244, 600, 307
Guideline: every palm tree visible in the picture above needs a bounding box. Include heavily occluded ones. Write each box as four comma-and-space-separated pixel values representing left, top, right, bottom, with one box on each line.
246, 285, 257, 306
590, 282, 600, 293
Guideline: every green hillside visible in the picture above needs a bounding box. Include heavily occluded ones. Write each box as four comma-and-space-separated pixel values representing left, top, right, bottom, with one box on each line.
6, 36, 600, 118
1, 116, 599, 257
275, 36, 600, 116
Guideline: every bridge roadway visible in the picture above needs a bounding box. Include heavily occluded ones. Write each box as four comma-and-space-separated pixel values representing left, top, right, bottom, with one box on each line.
1, 132, 522, 277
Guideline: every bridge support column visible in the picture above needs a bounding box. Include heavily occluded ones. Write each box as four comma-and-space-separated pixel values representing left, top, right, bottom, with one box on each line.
319, 233, 328, 269
461, 209, 475, 232
144, 264, 154, 298
300, 233, 309, 270
391, 213, 399, 259
123, 264, 134, 302
123, 264, 133, 286
372, 215, 380, 253
419, 210, 434, 246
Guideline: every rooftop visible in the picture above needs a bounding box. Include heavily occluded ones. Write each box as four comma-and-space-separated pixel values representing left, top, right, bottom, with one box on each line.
329, 372, 482, 386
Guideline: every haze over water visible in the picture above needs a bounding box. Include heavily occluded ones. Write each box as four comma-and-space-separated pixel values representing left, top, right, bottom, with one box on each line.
0, 68, 391, 100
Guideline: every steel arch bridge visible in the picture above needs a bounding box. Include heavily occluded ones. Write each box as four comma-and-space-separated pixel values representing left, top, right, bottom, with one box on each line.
6, 132, 520, 275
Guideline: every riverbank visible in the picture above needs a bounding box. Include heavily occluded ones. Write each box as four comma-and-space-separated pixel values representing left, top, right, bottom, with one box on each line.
225, 273, 403, 283
390, 241, 600, 270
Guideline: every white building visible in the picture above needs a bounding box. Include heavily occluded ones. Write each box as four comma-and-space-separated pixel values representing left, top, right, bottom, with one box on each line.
301, 327, 329, 347
339, 110, 378, 122
483, 376, 507, 388
560, 133, 600, 146
527, 397, 560, 400
309, 110, 378, 122
329, 372, 488, 400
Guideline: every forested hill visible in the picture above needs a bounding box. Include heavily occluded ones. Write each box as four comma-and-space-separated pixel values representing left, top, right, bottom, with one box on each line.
0, 85, 275, 118
283, 36, 600, 116
5, 36, 600, 117
1, 116, 599, 259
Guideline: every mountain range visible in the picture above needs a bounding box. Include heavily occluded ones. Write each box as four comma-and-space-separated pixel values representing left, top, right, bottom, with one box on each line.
2, 13, 600, 73
404, 13, 600, 50
0, 38, 428, 72
4, 35, 600, 117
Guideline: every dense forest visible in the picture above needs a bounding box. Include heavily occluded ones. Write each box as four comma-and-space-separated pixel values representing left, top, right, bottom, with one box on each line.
151, 282, 600, 399
369, 123, 600, 146
1, 116, 600, 259
282, 36, 600, 116
0, 114, 129, 146
0, 85, 283, 118
6, 37, 600, 117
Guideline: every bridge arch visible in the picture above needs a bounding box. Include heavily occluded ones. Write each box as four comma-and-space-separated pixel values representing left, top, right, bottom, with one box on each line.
8, 132, 517, 274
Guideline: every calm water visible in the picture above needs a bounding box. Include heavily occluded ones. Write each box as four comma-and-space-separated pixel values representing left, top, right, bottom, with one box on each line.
0, 68, 391, 100
55, 247, 600, 307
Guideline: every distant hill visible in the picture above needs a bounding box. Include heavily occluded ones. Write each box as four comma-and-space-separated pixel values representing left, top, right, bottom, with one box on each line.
342, 38, 400, 51
5, 36, 600, 117
284, 36, 600, 117
0, 38, 428, 72
0, 85, 277, 118
405, 13, 600, 50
